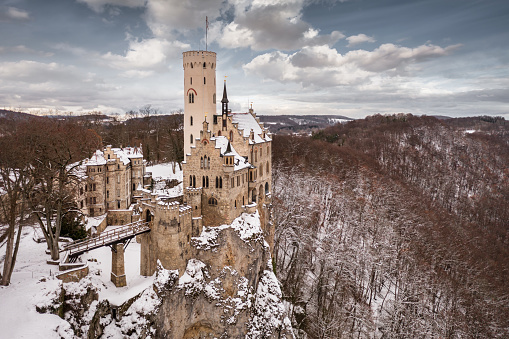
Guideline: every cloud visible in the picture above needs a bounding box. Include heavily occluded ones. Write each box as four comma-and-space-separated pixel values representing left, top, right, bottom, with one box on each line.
77, 0, 146, 13
345, 43, 461, 73
211, 0, 344, 51
102, 38, 190, 77
0, 6, 29, 21
346, 33, 375, 47
144, 0, 225, 38
0, 45, 53, 56
243, 43, 461, 87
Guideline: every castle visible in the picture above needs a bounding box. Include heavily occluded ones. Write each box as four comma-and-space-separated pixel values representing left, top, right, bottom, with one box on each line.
80, 50, 273, 281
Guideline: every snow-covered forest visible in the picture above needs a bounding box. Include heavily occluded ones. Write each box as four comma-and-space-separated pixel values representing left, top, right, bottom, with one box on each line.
1, 111, 508, 337
273, 114, 509, 338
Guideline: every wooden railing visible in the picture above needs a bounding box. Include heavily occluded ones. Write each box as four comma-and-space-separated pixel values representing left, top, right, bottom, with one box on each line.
61, 221, 151, 257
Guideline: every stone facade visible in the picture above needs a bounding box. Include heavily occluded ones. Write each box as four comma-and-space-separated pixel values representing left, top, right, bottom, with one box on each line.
79, 146, 144, 219
136, 50, 273, 277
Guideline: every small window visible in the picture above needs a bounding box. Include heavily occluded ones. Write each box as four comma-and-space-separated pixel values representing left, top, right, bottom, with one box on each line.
191, 63, 193, 68
213, 93, 216, 104
190, 77, 192, 85
211, 63, 214, 69
190, 116, 193, 126
208, 197, 217, 205
203, 62, 206, 69
190, 134, 194, 144
204, 77, 206, 85
189, 93, 194, 103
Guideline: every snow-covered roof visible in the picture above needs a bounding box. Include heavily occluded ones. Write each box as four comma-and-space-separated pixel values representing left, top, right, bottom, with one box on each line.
231, 113, 271, 144
86, 150, 107, 166
121, 146, 143, 159
212, 136, 251, 171
85, 146, 143, 167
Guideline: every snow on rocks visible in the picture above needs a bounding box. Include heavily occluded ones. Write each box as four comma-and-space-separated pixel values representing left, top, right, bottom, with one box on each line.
178, 258, 209, 296
192, 211, 265, 251
247, 269, 293, 338
231, 211, 264, 244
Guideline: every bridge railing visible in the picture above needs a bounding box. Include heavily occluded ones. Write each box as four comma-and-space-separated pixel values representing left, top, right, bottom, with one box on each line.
61, 221, 150, 255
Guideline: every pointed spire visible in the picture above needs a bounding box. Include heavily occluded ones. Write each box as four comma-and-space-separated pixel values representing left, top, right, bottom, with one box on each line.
221, 80, 229, 104
225, 140, 232, 154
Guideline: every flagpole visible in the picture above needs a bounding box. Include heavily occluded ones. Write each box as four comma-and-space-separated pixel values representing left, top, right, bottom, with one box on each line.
206, 16, 208, 51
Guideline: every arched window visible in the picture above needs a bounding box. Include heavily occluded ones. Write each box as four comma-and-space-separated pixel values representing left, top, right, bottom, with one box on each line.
260, 147, 263, 157
235, 200, 237, 208
191, 63, 194, 68
213, 93, 216, 104
190, 116, 193, 126
190, 77, 192, 85
189, 93, 194, 103
218, 131, 221, 136
204, 77, 206, 85
200, 156, 203, 169
206, 176, 209, 187
260, 165, 263, 176
189, 175, 192, 187
202, 176, 205, 187
207, 156, 210, 169
203, 62, 206, 69
211, 63, 214, 69
219, 177, 223, 188
255, 150, 257, 162
265, 182, 269, 195
208, 197, 217, 205
215, 176, 218, 188
229, 130, 233, 142
192, 175, 196, 188
190, 134, 194, 144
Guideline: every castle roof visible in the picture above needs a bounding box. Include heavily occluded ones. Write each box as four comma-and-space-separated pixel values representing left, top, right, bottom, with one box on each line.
231, 113, 271, 144
213, 136, 251, 171
221, 81, 229, 104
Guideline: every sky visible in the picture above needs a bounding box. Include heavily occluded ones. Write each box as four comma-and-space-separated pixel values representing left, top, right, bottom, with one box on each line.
0, 0, 508, 119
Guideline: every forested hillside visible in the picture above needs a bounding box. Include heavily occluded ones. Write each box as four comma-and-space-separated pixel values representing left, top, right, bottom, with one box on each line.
273, 114, 509, 338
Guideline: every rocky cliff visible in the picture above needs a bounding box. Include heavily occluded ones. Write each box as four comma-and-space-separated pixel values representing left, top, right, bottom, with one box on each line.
41, 211, 294, 338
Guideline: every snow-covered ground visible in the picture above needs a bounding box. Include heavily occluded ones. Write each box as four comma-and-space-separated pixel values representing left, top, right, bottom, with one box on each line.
0, 224, 154, 338
146, 162, 183, 198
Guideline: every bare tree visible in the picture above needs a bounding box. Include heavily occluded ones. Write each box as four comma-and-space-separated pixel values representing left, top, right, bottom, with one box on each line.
22, 118, 100, 261
0, 129, 31, 285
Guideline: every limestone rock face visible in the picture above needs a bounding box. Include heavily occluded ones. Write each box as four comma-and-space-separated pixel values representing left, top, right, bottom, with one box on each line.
108, 212, 294, 338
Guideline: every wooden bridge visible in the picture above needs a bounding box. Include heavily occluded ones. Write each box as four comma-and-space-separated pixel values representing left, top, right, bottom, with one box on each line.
61, 220, 151, 261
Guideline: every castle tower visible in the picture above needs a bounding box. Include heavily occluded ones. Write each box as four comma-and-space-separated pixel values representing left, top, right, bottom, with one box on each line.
183, 51, 217, 160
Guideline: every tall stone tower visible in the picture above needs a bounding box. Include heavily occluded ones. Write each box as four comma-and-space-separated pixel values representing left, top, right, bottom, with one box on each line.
183, 51, 217, 159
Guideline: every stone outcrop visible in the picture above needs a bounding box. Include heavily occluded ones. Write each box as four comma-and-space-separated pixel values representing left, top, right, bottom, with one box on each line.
99, 212, 294, 338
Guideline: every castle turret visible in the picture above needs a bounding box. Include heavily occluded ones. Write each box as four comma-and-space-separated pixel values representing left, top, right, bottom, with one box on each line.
221, 80, 229, 131
183, 51, 217, 160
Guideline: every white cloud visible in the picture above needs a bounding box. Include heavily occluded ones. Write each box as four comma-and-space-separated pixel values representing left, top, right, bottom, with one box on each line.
346, 33, 375, 47
344, 43, 461, 73
0, 6, 29, 21
244, 43, 461, 87
77, 0, 146, 13
211, 0, 344, 51
144, 0, 225, 39
102, 38, 190, 76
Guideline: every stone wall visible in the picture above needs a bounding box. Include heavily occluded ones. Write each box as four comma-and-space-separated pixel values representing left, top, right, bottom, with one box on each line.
56, 264, 89, 283
140, 203, 193, 276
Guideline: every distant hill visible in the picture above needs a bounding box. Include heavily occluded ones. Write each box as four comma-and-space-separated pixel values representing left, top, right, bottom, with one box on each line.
257, 114, 353, 135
